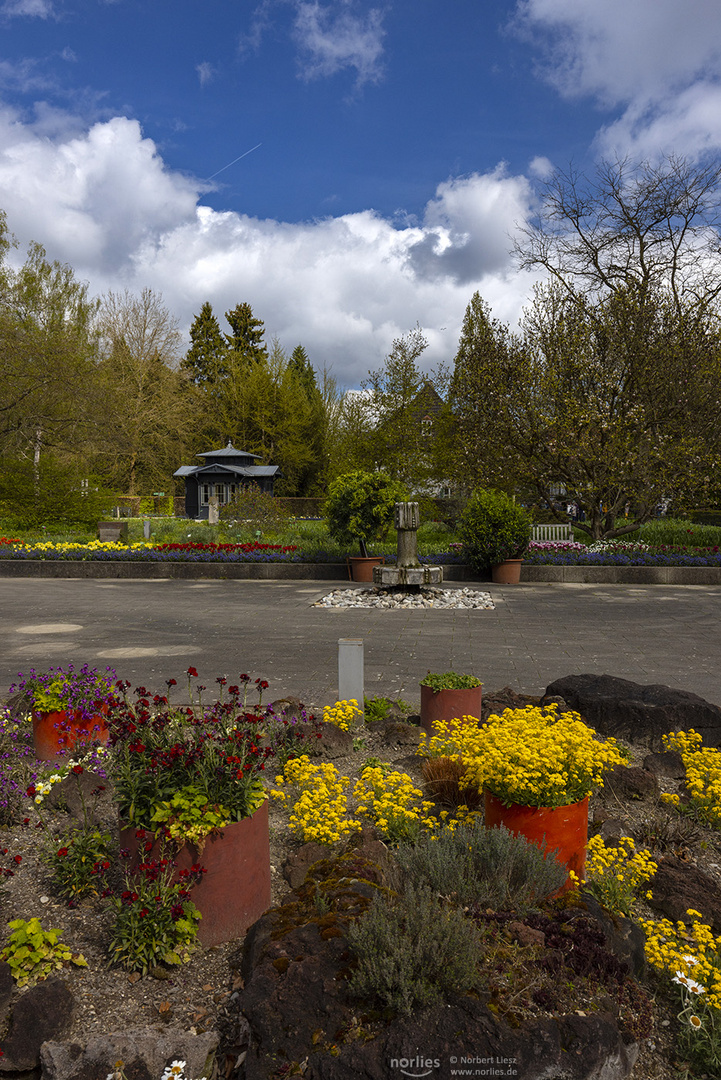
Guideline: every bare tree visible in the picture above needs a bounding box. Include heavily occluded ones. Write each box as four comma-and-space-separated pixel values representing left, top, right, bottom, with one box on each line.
515, 154, 721, 316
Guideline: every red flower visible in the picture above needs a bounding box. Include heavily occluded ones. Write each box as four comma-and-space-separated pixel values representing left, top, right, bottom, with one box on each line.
139, 907, 149, 918
13, 856, 21, 864
57, 848, 69, 857
72, 765, 84, 775
26, 785, 36, 797
187, 667, 199, 678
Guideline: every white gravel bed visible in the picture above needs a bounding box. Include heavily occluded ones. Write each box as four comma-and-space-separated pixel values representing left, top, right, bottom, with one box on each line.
313, 586, 495, 609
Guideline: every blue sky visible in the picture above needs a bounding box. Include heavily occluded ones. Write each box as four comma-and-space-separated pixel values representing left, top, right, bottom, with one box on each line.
1, 0, 720, 386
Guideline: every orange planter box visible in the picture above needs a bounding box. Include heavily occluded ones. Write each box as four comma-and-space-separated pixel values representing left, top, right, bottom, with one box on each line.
120, 799, 272, 946
32, 708, 109, 762
484, 791, 589, 894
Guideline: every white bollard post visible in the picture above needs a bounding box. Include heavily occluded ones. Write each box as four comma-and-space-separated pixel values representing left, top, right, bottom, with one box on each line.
338, 638, 364, 709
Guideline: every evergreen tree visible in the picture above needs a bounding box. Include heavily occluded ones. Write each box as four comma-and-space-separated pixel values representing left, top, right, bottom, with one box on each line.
224, 302, 267, 363
183, 302, 228, 386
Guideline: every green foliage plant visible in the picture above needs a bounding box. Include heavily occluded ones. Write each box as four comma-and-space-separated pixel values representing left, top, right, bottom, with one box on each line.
393, 818, 567, 915
43, 824, 113, 904
419, 671, 481, 692
1, 917, 87, 986
108, 858, 201, 974
347, 883, 480, 1016
324, 470, 407, 556
150, 787, 232, 853
458, 487, 531, 570
640, 517, 721, 548
363, 696, 411, 722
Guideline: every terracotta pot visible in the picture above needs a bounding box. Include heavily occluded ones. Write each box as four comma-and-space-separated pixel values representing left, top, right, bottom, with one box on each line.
483, 790, 588, 894
491, 559, 523, 584
120, 799, 271, 946
347, 555, 385, 582
420, 684, 483, 737
31, 707, 109, 762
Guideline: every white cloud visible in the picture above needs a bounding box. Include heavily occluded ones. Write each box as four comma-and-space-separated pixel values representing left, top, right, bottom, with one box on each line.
293, 1, 385, 85
515, 0, 721, 160
1, 0, 54, 17
0, 108, 536, 387
595, 81, 721, 160
196, 62, 215, 87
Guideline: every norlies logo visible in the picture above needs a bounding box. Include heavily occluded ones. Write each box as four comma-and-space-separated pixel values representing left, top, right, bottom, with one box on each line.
389, 1056, 441, 1078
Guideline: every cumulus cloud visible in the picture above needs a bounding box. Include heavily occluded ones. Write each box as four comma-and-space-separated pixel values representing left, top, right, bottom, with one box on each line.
514, 0, 721, 160
407, 168, 535, 284
0, 108, 535, 386
293, 1, 385, 86
0, 108, 198, 270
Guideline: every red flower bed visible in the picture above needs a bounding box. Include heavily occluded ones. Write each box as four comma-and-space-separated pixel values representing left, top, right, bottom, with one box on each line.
153, 541, 298, 554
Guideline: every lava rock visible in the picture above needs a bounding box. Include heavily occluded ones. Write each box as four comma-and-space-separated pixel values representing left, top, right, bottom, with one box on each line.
581, 895, 647, 979
603, 765, 659, 802
311, 723, 354, 759
596, 817, 633, 846
647, 856, 721, 932
0, 961, 13, 1017
236, 845, 640, 1080
482, 686, 537, 721
282, 843, 330, 890
377, 719, 422, 748
0, 977, 75, 1072
543, 674, 721, 750
642, 751, 686, 779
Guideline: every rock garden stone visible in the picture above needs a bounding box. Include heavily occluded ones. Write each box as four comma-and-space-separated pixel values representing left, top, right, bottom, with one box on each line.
603, 764, 659, 802
40, 1027, 218, 1080
647, 855, 721, 932
641, 750, 686, 779
543, 673, 721, 749
311, 722, 354, 759
0, 977, 75, 1072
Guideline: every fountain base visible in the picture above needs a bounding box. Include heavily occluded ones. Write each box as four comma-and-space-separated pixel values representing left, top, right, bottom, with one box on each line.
373, 564, 443, 587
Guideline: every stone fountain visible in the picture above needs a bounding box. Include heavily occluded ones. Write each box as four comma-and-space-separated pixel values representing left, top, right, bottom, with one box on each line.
372, 502, 443, 588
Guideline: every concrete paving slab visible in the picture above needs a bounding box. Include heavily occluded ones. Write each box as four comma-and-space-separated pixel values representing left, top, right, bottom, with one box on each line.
1, 579, 720, 710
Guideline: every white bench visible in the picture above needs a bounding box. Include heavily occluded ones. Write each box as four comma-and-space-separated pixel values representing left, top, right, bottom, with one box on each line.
531, 523, 574, 542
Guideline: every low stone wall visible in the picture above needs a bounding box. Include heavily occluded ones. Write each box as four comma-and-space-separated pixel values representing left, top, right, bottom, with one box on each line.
0, 560, 719, 583
522, 564, 721, 585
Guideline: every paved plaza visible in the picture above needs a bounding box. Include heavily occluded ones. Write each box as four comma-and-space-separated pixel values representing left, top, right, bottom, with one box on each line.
1, 577, 720, 709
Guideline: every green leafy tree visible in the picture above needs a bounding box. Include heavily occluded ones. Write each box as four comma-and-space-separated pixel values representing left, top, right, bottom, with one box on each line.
450, 155, 721, 539
450, 284, 721, 539
0, 230, 100, 487
92, 288, 190, 494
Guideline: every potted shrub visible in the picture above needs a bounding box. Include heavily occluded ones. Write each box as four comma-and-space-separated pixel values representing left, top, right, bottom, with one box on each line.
107, 670, 317, 945
10, 664, 116, 761
324, 470, 407, 581
458, 488, 531, 584
419, 671, 482, 737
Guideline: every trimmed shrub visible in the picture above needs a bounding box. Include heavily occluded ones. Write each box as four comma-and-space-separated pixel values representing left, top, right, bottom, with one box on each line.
458, 488, 531, 570
324, 470, 407, 556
